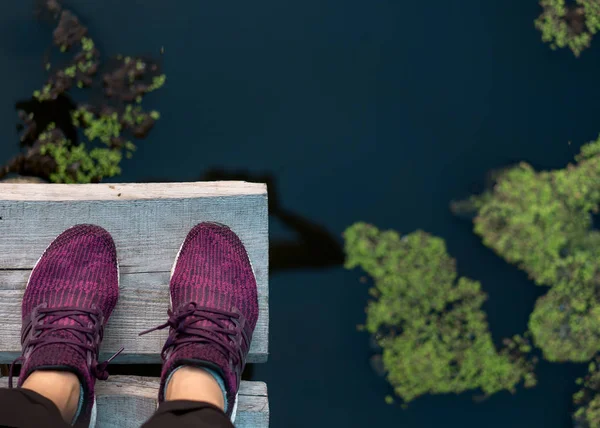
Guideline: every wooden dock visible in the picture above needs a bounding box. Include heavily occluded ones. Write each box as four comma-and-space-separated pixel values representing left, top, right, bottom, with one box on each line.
0, 181, 270, 427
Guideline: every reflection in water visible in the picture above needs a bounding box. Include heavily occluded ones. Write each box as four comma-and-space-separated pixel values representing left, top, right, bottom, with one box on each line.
142, 169, 345, 274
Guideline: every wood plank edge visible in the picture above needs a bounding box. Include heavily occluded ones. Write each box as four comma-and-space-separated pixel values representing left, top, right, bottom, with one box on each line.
0, 352, 269, 364
0, 182, 267, 201
0, 377, 267, 397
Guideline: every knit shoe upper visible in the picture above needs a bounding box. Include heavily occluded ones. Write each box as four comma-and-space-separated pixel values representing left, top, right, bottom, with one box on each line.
9, 224, 122, 427
139, 222, 259, 421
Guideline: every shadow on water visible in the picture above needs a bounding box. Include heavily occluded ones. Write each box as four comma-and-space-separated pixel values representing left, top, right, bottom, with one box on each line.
142, 169, 346, 274
200, 168, 345, 271
15, 94, 79, 148
109, 170, 345, 378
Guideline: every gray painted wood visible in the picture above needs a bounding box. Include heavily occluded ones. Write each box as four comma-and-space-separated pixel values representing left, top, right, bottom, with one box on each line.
0, 182, 269, 363
0, 376, 269, 428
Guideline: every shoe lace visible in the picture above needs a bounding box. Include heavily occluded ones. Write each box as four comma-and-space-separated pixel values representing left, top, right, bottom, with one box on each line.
139, 302, 248, 368
8, 304, 124, 388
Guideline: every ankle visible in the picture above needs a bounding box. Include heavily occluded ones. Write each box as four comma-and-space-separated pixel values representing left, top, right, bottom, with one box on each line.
22, 370, 81, 422
165, 366, 225, 411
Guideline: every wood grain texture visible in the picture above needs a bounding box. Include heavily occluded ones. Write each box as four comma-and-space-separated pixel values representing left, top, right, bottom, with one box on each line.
0, 182, 269, 363
0, 181, 265, 200
0, 376, 269, 428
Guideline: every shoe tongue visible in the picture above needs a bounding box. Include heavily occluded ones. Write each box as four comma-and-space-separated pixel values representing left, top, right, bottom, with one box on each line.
180, 297, 236, 342
39, 311, 91, 345
22, 313, 92, 381
179, 314, 235, 363
185, 313, 235, 336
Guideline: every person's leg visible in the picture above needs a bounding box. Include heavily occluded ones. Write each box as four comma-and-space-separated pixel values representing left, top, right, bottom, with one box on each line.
165, 366, 225, 408
139, 222, 259, 427
141, 366, 233, 428
22, 370, 81, 421
0, 380, 72, 428
1, 224, 122, 428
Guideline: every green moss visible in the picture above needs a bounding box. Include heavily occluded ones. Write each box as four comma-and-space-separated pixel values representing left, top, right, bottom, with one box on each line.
528, 285, 600, 362
573, 356, 600, 427
343, 223, 537, 404
34, 84, 54, 101
576, 137, 600, 161
535, 0, 600, 56
31, 27, 166, 185
148, 74, 166, 92
454, 135, 600, 362
125, 141, 135, 150
81, 111, 121, 145
64, 65, 77, 78
41, 137, 122, 184
71, 108, 94, 126
77, 61, 94, 74
122, 105, 134, 124
81, 37, 94, 52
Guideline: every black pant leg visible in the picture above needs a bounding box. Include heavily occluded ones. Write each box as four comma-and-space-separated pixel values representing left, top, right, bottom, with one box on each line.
141, 400, 235, 428
0, 387, 70, 428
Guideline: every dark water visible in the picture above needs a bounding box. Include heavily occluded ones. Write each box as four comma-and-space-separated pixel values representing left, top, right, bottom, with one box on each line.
2, 0, 600, 426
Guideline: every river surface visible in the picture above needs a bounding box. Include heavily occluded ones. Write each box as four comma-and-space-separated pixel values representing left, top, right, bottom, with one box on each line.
2, 1, 600, 427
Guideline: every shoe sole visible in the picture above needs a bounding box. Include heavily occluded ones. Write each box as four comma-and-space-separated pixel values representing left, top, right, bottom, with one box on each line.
168, 221, 256, 423
26, 224, 120, 428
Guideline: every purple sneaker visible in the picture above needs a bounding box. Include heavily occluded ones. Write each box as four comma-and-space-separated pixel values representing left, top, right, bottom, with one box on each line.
9, 224, 123, 427
139, 222, 259, 422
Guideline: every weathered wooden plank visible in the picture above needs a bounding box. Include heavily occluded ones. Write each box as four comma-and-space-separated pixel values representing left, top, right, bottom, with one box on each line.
0, 181, 266, 200
0, 182, 269, 363
0, 376, 269, 428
